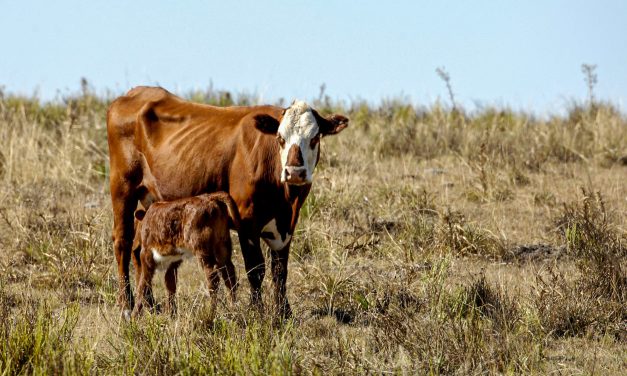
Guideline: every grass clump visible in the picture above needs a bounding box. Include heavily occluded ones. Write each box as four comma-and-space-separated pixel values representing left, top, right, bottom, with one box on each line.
438, 209, 505, 259
0, 302, 92, 375
555, 188, 626, 304
369, 262, 541, 374
533, 189, 627, 340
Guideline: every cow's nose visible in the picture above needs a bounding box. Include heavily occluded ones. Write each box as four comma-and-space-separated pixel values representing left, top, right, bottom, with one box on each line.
284, 167, 307, 184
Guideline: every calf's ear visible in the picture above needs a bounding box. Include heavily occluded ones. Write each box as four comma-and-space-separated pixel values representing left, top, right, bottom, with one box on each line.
313, 110, 349, 136
134, 210, 146, 220
253, 114, 280, 134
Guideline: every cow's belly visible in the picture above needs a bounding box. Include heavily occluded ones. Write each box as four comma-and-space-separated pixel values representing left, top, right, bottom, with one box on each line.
150, 155, 224, 200
145, 126, 235, 200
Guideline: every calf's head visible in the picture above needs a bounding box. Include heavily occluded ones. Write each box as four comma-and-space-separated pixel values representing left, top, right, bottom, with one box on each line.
254, 100, 348, 185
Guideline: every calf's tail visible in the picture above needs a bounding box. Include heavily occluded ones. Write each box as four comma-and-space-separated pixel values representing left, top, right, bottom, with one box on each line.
212, 192, 241, 232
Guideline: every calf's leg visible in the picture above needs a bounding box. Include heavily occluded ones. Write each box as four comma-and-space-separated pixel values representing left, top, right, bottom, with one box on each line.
131, 228, 155, 310
221, 259, 238, 302
164, 261, 182, 316
132, 250, 155, 317
198, 254, 220, 313
216, 241, 237, 302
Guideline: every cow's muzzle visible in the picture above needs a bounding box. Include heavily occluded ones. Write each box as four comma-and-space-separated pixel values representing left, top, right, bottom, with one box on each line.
283, 166, 308, 185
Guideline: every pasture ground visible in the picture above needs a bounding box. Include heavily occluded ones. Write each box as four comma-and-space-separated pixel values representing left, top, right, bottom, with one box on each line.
0, 88, 625, 374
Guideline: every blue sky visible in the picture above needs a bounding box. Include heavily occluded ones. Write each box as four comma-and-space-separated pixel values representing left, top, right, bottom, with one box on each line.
1, 0, 625, 112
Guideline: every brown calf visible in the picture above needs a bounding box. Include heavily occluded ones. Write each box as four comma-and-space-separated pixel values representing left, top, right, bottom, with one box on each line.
132, 192, 241, 317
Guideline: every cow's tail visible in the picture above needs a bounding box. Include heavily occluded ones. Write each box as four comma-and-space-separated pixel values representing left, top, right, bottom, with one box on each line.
213, 192, 241, 232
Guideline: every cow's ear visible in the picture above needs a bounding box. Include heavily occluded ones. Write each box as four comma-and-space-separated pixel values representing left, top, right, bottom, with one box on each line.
313, 110, 349, 136
134, 210, 146, 220
253, 114, 280, 134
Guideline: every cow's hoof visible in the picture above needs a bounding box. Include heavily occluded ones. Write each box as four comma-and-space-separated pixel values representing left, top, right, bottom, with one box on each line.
122, 309, 132, 321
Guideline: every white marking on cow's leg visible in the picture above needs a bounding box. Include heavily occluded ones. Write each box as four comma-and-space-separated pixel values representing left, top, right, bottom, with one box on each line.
248, 239, 255, 246
261, 219, 292, 251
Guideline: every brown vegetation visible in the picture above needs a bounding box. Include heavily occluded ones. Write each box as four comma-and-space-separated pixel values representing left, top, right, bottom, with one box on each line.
0, 86, 625, 374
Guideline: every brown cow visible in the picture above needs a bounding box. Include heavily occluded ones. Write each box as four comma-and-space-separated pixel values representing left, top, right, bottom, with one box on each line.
132, 192, 240, 317
107, 86, 348, 317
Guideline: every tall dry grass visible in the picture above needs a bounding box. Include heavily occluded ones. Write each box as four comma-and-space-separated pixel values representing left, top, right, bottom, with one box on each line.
0, 85, 625, 374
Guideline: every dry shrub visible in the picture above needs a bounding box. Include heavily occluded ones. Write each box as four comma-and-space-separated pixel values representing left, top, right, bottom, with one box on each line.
438, 209, 505, 259
370, 263, 540, 374
534, 189, 627, 340
533, 266, 625, 341
553, 188, 626, 302
462, 274, 521, 333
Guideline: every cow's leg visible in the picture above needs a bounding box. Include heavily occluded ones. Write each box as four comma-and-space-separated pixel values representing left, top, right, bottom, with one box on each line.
270, 244, 292, 318
132, 249, 155, 318
111, 183, 139, 316
165, 261, 182, 316
239, 234, 265, 307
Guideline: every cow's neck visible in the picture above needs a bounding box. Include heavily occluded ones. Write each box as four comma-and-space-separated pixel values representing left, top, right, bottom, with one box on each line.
283, 183, 311, 203
283, 183, 312, 230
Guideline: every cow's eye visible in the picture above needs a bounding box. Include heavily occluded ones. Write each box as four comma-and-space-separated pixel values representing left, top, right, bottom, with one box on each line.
310, 134, 320, 148
277, 135, 286, 148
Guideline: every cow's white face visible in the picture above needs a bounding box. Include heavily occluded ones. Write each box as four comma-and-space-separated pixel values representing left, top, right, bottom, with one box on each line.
277, 101, 319, 185
253, 100, 349, 186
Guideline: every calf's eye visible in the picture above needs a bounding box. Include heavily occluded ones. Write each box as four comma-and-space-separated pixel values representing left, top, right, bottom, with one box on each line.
310, 135, 320, 148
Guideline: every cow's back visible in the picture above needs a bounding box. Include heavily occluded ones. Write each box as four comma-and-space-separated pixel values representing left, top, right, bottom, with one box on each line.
107, 86, 282, 200
107, 87, 175, 187
107, 87, 171, 139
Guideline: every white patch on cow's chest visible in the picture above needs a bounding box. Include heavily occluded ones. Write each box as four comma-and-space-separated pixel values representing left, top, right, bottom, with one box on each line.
261, 219, 291, 250
151, 247, 193, 270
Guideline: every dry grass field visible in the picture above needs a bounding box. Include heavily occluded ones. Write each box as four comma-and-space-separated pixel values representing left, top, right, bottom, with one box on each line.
0, 86, 625, 374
